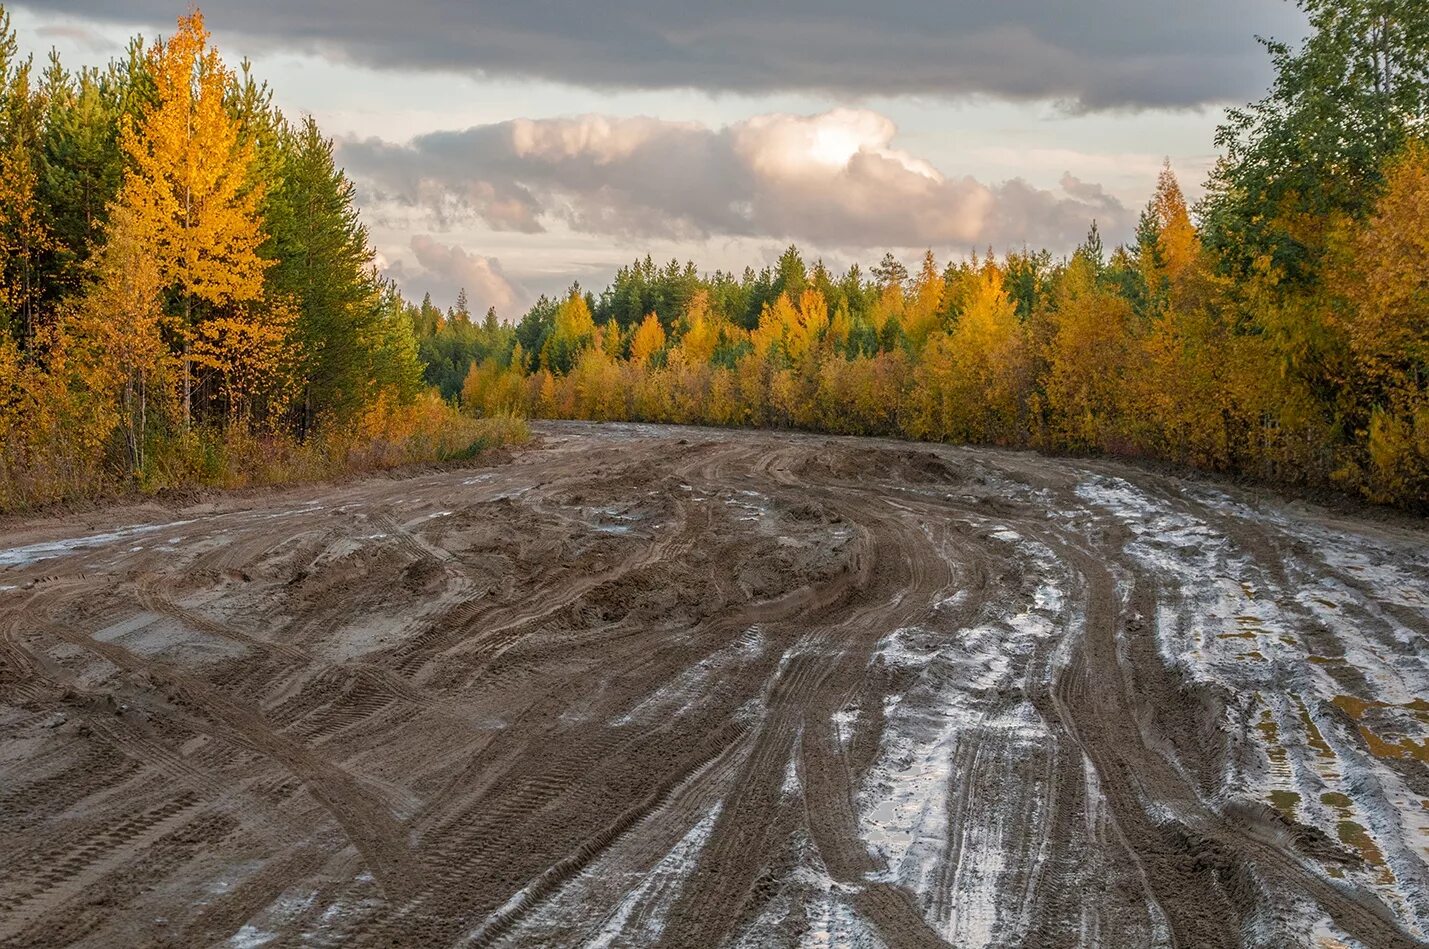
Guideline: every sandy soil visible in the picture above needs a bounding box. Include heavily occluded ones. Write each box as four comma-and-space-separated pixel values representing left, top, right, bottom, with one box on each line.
1, 421, 1426, 948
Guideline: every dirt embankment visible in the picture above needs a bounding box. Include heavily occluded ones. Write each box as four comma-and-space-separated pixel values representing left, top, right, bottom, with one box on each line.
1, 421, 1426, 947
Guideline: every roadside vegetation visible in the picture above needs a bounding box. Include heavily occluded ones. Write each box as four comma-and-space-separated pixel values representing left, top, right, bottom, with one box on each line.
0, 8, 523, 511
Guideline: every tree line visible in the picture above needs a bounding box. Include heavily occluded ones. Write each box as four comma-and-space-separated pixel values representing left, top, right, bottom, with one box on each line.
0, 8, 519, 510
458, 0, 1429, 509
2, 1, 1423, 510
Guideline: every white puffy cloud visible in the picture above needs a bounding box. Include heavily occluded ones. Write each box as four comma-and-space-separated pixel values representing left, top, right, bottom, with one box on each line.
385, 236, 523, 314
341, 108, 1129, 255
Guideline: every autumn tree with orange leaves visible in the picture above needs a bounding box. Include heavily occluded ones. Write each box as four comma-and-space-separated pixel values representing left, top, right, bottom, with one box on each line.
0, 6, 469, 510
113, 9, 271, 425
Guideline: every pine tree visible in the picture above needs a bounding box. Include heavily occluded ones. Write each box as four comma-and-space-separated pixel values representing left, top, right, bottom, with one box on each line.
412, 292, 442, 337
1076, 220, 1105, 274
39, 59, 124, 302
369, 279, 424, 402
265, 115, 385, 431
871, 252, 908, 289
772, 245, 807, 300
0, 17, 50, 344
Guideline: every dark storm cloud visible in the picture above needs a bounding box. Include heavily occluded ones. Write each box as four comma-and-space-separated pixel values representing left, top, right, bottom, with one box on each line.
337, 110, 1130, 252
34, 23, 117, 54
21, 0, 1305, 111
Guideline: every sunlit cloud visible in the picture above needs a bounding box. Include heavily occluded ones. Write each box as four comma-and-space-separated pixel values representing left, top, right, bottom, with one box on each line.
383, 236, 524, 315
340, 108, 1129, 255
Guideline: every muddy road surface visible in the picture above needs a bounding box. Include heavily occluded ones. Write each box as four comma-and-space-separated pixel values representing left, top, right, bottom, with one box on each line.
1, 422, 1427, 948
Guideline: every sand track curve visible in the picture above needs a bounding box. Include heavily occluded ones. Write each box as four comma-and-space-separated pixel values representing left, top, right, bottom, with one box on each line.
1, 422, 1426, 948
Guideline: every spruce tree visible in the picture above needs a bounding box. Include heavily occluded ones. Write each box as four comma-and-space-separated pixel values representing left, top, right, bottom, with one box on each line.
265, 115, 383, 431
39, 60, 124, 302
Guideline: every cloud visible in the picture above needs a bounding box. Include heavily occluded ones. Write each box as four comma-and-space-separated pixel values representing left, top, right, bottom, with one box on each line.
20, 0, 1305, 111
340, 109, 1130, 254
34, 23, 117, 53
385, 236, 523, 314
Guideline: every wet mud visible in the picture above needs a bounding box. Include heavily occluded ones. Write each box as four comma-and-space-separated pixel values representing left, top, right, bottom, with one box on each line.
1, 422, 1426, 947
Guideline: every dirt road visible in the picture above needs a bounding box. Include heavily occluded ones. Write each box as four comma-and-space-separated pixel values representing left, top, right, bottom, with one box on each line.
1, 422, 1426, 947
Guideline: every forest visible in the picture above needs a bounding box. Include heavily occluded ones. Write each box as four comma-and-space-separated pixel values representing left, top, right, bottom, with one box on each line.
2, 1, 1427, 510
0, 8, 520, 511
451, 0, 1429, 510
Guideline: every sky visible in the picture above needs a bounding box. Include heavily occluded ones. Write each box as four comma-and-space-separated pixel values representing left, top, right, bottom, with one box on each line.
12, 1, 1308, 318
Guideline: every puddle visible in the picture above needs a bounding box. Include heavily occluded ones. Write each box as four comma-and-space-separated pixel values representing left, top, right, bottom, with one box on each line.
1337, 821, 1392, 876
0, 519, 196, 568
832, 707, 859, 747
588, 505, 641, 536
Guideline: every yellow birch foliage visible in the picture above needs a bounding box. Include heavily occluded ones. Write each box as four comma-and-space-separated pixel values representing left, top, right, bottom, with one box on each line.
1336, 142, 1429, 395
630, 363, 668, 420
66, 204, 176, 469
189, 300, 297, 423
1330, 140, 1429, 500
461, 358, 527, 416
630, 311, 667, 366
707, 368, 738, 426
903, 250, 944, 349
943, 264, 1025, 442
0, 327, 113, 506
867, 282, 904, 336
751, 289, 829, 364
1136, 309, 1229, 468
541, 291, 597, 371
117, 10, 268, 310
1150, 163, 1198, 283
600, 318, 623, 359
536, 368, 558, 416
1043, 261, 1136, 452
578, 347, 629, 420
675, 291, 745, 367
670, 361, 710, 424
750, 294, 794, 361
792, 289, 830, 360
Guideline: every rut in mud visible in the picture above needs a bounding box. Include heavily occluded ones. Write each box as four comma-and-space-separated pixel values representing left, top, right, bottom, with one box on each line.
1, 421, 1427, 948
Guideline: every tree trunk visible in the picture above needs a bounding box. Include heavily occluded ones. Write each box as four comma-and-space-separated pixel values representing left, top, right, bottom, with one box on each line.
124, 374, 136, 474
183, 294, 192, 428
139, 371, 147, 472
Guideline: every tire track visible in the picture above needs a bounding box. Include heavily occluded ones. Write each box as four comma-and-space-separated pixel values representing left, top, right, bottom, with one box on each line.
0, 421, 1424, 947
